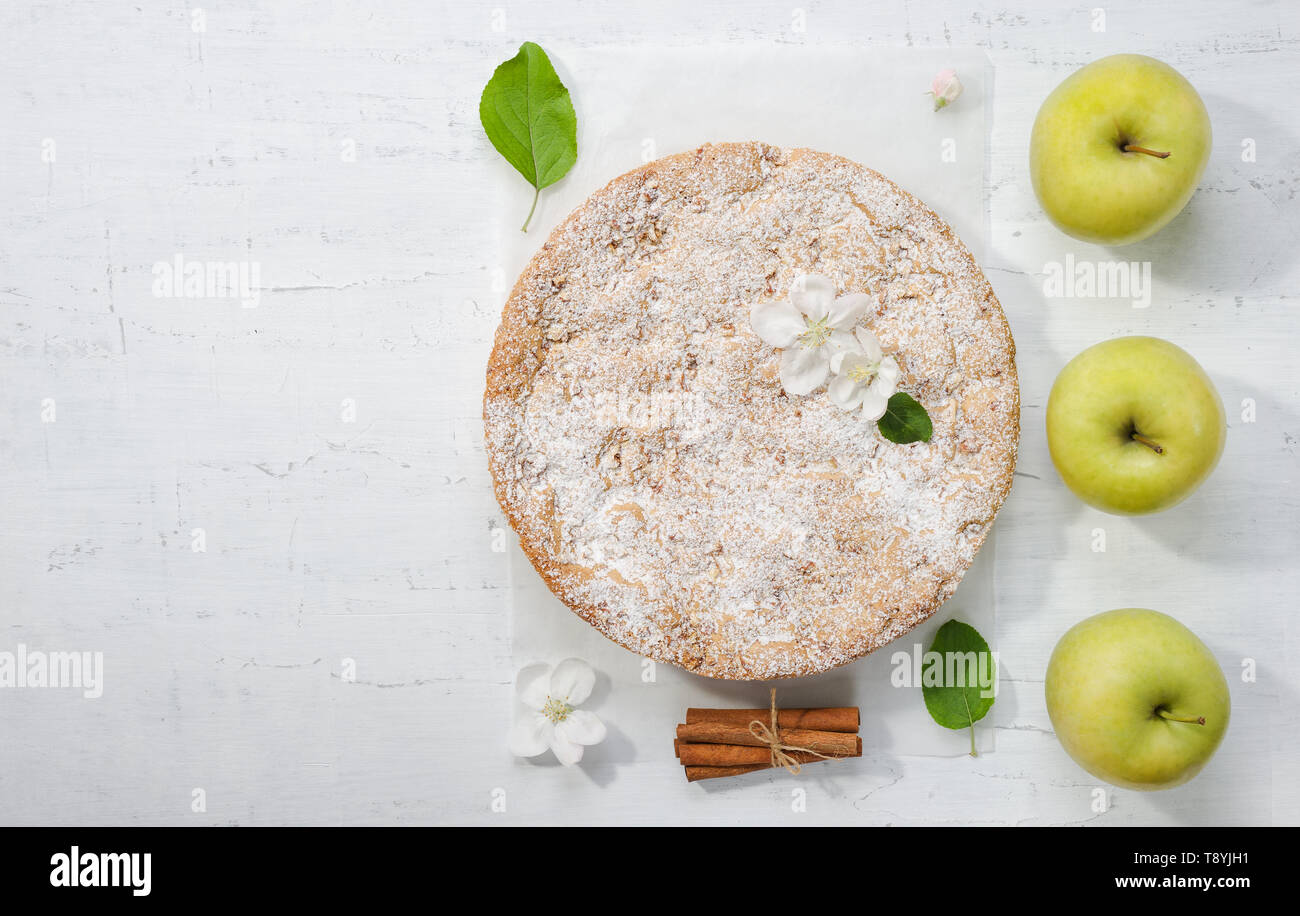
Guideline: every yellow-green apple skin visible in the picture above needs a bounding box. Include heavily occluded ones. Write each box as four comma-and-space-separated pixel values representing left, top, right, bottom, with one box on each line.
1046, 336, 1225, 515
1045, 609, 1230, 791
1030, 54, 1212, 245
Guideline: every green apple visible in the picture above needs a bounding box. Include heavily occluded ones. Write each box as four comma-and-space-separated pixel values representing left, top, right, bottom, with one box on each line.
1047, 336, 1225, 515
1045, 608, 1230, 791
1030, 53, 1212, 245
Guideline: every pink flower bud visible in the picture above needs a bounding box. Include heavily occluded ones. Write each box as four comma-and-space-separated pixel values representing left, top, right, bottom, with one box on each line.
927, 69, 962, 111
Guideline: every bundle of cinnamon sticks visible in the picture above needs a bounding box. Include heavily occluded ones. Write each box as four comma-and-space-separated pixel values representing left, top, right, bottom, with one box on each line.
674, 701, 861, 782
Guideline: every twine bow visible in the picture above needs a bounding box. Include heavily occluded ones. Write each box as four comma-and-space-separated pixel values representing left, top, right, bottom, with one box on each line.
748, 688, 834, 774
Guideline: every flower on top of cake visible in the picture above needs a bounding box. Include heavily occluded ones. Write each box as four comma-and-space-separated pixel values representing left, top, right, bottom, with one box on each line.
750, 273, 868, 396
749, 273, 900, 421
829, 328, 900, 421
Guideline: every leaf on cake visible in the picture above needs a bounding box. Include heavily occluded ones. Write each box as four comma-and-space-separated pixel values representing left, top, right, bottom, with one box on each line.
877, 392, 933, 444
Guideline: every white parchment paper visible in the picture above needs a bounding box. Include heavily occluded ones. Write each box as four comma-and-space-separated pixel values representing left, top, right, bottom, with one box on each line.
495, 46, 998, 758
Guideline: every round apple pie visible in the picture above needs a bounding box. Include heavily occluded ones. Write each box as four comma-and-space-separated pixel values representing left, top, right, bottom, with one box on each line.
484, 143, 1019, 679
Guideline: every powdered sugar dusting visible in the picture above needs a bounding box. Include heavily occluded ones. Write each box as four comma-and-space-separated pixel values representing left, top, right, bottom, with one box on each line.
485, 143, 1019, 679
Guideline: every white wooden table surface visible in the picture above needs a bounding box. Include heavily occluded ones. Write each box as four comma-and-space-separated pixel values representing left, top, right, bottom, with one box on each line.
1, 0, 1297, 826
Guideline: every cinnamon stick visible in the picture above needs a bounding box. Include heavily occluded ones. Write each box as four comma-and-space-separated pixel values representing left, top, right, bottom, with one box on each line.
677, 742, 858, 767
686, 706, 859, 733
675, 722, 861, 757
683, 755, 843, 782
684, 764, 769, 782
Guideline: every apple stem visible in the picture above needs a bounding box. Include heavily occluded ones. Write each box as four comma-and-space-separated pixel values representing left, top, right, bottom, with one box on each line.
1158, 709, 1206, 726
1124, 144, 1171, 159
1131, 432, 1165, 455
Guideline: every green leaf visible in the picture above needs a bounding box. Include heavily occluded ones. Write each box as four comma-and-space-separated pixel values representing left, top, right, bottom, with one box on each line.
877, 391, 933, 444
479, 41, 578, 231
921, 620, 996, 756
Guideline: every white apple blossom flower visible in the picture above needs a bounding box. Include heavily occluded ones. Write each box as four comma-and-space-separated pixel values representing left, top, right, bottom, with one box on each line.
508, 658, 606, 766
749, 274, 872, 395
927, 68, 962, 111
829, 328, 900, 421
